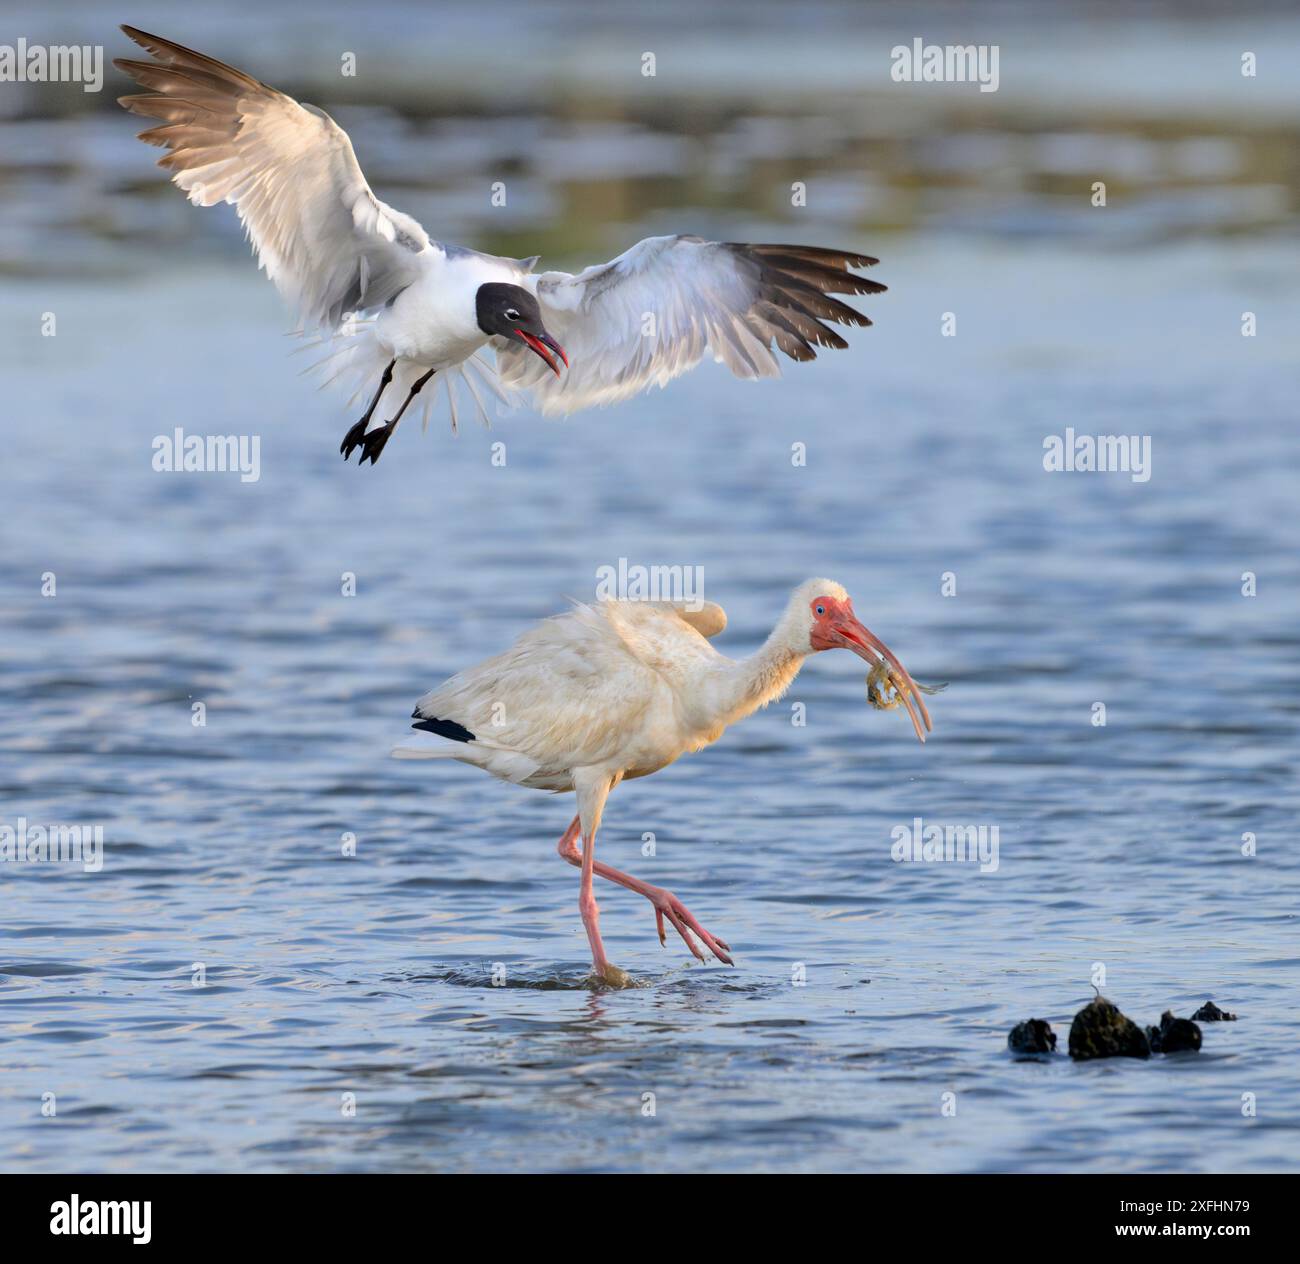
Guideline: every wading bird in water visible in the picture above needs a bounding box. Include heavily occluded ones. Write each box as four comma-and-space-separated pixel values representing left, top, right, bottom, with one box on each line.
114, 27, 886, 465
393, 580, 931, 985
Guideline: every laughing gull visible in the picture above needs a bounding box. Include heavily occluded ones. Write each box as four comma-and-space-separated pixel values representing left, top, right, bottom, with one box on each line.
115, 26, 886, 465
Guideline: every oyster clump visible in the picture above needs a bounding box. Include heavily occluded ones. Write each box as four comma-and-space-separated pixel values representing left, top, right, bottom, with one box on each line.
1008, 1018, 1057, 1055
1068, 994, 1151, 1061
1146, 1011, 1202, 1054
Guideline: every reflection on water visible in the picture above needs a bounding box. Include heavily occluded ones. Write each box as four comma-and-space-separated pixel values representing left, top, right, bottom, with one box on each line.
1, 2, 1299, 1173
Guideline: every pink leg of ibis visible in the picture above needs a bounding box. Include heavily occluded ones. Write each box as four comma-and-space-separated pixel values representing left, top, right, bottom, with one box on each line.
575, 819, 611, 980
556, 816, 733, 966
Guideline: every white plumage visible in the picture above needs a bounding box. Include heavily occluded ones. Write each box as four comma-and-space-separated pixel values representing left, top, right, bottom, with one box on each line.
395, 581, 932, 984
117, 33, 428, 330
494, 235, 876, 415
395, 598, 745, 790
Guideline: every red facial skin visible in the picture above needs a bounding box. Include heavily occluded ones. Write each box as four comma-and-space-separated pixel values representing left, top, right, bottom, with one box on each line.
808, 594, 932, 743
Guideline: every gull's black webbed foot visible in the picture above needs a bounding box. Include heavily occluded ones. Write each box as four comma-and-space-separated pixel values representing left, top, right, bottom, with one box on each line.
358, 422, 396, 465
339, 417, 372, 460
340, 357, 398, 461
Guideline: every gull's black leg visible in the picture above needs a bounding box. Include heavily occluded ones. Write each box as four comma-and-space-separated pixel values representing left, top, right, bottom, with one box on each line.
340, 358, 396, 460
358, 367, 437, 466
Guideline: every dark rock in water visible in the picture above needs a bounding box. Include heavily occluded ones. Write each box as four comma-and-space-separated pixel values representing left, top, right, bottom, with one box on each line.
1146, 1010, 1202, 1054
1008, 1018, 1057, 1054
1191, 1000, 1237, 1022
1069, 995, 1151, 1060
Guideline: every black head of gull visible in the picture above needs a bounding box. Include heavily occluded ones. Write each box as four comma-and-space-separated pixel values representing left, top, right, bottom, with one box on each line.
475, 284, 569, 377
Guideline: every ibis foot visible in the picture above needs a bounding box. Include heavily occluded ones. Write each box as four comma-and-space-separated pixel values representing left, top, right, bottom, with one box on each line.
652, 888, 733, 966
592, 962, 633, 989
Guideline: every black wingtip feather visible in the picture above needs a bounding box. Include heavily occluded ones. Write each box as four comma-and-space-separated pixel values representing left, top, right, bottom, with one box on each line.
740, 242, 881, 270
411, 714, 476, 743
723, 241, 884, 364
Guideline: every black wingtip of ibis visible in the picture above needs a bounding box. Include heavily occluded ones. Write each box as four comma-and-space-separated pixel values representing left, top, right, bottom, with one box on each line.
411, 714, 476, 743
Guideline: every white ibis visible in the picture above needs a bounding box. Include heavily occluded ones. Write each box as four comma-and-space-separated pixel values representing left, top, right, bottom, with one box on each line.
393, 580, 931, 985
114, 27, 886, 465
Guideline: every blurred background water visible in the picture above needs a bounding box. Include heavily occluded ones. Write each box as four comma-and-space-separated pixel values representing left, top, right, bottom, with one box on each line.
1, 0, 1298, 1173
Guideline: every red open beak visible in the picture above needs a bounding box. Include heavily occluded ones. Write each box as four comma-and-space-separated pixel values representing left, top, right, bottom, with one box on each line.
515, 330, 569, 378
835, 614, 932, 744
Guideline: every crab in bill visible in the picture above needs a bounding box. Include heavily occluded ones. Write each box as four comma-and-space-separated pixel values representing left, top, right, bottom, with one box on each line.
866, 659, 947, 725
